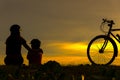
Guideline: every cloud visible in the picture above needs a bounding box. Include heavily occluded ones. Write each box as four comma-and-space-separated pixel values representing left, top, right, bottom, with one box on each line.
42, 41, 88, 57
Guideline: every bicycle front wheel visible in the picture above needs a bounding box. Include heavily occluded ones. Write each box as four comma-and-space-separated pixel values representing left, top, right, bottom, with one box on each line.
87, 35, 117, 65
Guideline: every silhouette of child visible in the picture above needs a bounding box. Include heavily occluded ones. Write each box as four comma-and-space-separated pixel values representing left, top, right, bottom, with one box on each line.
4, 24, 30, 65
27, 39, 43, 65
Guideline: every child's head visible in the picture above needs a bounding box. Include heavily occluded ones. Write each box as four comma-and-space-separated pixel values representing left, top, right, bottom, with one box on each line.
30, 39, 41, 49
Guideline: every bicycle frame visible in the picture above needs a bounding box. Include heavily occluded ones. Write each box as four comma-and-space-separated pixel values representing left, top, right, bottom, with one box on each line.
110, 29, 120, 43
100, 20, 120, 53
104, 19, 120, 42
87, 19, 120, 65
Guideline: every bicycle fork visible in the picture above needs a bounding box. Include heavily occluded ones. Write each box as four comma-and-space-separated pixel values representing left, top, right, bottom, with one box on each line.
99, 37, 118, 57
99, 39, 108, 53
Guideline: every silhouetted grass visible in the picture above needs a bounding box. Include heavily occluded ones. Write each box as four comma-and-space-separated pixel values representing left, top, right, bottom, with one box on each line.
0, 61, 119, 80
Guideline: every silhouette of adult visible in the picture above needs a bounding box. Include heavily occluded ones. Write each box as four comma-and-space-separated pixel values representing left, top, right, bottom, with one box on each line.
4, 24, 30, 65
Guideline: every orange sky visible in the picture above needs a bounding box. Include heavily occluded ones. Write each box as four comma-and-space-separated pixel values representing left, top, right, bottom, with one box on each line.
1, 0, 120, 65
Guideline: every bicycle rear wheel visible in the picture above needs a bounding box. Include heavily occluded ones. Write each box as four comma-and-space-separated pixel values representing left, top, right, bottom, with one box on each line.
87, 35, 117, 65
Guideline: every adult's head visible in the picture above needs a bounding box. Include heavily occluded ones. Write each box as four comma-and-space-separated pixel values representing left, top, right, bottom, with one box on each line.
10, 24, 20, 35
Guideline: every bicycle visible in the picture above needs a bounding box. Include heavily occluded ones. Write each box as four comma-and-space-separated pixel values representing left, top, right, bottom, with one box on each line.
87, 19, 120, 65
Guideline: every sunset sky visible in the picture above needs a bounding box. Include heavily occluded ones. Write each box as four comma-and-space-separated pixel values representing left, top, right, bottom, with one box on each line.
0, 0, 120, 65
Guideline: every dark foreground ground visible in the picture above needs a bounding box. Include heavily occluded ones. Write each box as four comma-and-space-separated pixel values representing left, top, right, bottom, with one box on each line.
0, 61, 120, 80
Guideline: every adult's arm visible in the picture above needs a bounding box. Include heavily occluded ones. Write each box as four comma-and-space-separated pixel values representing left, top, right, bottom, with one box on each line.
23, 42, 31, 51
21, 37, 31, 51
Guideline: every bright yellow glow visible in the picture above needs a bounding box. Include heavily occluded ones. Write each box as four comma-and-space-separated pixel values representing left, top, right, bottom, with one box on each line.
1, 41, 120, 66
90, 41, 114, 50
62, 43, 87, 51
48, 42, 87, 51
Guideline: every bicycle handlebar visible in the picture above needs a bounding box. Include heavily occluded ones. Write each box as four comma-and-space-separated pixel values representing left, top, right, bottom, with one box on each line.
102, 18, 115, 25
